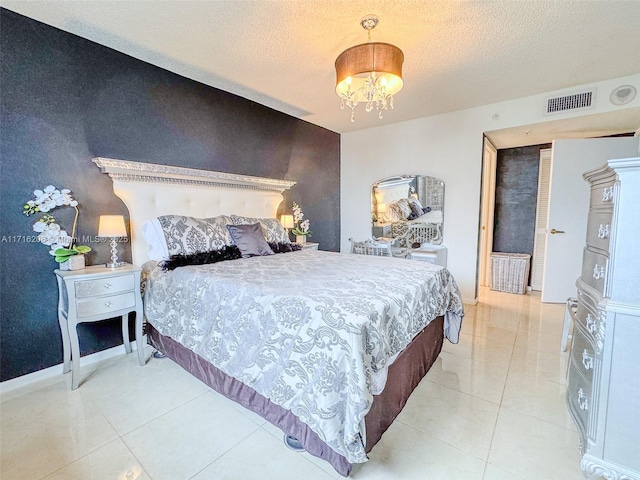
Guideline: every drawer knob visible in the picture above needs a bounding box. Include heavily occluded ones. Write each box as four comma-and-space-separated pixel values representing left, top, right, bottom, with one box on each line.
582, 349, 594, 371
602, 186, 614, 202
105, 301, 112, 307
597, 224, 610, 239
577, 388, 589, 411
104, 283, 112, 289
592, 264, 606, 280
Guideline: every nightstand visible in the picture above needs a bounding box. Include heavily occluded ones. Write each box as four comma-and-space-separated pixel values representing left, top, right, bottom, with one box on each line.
54, 264, 145, 389
301, 242, 319, 250
372, 223, 392, 238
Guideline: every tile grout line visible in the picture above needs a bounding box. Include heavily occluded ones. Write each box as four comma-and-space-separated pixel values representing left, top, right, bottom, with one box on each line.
481, 294, 518, 480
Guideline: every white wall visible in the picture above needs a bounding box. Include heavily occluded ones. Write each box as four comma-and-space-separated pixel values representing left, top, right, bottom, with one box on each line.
341, 74, 640, 303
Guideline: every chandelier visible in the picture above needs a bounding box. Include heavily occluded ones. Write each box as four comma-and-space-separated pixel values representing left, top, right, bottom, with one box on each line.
335, 15, 404, 122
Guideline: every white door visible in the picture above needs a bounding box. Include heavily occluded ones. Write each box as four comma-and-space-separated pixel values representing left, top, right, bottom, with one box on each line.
531, 148, 552, 291
541, 137, 639, 303
479, 138, 497, 288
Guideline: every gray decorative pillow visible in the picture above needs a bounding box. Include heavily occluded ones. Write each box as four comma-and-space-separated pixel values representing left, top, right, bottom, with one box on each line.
226, 223, 274, 258
158, 215, 233, 256
230, 215, 290, 243
407, 197, 424, 218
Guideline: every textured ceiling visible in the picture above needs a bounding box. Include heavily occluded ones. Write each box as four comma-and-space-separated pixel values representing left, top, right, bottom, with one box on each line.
2, 0, 639, 139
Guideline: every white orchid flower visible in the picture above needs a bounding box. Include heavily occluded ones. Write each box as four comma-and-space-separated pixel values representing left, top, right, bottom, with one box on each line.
32, 221, 47, 232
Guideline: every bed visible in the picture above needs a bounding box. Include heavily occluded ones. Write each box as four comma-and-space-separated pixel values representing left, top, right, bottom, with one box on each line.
388, 208, 443, 246
94, 158, 464, 477
372, 177, 443, 247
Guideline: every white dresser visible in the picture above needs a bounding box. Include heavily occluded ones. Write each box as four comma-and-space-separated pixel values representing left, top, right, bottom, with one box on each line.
567, 157, 640, 480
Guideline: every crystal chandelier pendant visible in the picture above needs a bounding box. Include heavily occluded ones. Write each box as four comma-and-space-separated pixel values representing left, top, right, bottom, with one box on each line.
334, 15, 404, 122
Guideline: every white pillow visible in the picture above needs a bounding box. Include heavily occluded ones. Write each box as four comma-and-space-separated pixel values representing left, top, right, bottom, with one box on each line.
141, 219, 169, 261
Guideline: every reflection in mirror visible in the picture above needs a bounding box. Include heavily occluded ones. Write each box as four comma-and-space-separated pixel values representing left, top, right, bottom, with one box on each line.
371, 175, 444, 246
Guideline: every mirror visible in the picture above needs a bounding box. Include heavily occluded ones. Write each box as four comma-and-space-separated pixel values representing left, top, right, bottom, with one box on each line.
371, 175, 445, 246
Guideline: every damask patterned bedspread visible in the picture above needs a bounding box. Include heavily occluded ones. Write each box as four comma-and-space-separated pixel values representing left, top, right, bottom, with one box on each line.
143, 250, 464, 463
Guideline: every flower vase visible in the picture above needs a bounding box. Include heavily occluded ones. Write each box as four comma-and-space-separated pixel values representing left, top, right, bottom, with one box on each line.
59, 254, 85, 271
296, 235, 306, 245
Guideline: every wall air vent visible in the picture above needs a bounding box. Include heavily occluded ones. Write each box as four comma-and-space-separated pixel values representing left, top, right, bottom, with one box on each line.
544, 89, 596, 115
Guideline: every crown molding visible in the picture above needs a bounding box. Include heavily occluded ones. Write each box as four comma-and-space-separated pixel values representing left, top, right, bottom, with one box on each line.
93, 157, 296, 192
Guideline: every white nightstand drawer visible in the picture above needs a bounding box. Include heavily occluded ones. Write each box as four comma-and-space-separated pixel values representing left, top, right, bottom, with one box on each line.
75, 274, 135, 298
76, 292, 136, 318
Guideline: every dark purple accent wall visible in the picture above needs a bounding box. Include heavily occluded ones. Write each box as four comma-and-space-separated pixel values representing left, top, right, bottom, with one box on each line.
0, 9, 340, 381
493, 144, 550, 256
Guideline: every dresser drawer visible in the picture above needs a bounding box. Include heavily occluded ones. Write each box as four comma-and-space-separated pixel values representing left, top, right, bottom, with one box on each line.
570, 323, 597, 380
581, 248, 609, 295
575, 288, 602, 344
76, 292, 136, 318
566, 358, 592, 436
585, 211, 613, 254
589, 179, 616, 210
75, 274, 135, 298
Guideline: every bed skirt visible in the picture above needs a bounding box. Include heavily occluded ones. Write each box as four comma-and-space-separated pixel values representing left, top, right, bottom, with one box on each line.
147, 316, 444, 476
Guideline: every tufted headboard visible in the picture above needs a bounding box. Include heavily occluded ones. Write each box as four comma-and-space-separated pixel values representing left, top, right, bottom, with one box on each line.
93, 158, 296, 265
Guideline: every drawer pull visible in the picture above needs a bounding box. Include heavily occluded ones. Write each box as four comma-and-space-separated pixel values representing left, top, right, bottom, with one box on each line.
597, 224, 610, 239
104, 283, 112, 289
577, 388, 589, 411
592, 264, 606, 280
582, 349, 594, 370
602, 186, 614, 202
586, 314, 597, 334
105, 301, 112, 308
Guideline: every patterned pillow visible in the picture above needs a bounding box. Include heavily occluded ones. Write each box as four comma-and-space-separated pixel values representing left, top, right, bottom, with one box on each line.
230, 215, 290, 243
407, 197, 424, 218
388, 200, 412, 221
226, 223, 274, 258
396, 198, 413, 218
157, 215, 233, 256
387, 203, 406, 221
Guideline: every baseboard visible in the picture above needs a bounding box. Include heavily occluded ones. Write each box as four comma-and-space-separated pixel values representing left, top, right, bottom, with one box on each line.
463, 297, 478, 306
0, 337, 146, 396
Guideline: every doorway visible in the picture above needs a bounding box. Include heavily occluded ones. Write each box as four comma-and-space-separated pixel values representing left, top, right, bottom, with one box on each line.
478, 142, 550, 293
478, 136, 639, 303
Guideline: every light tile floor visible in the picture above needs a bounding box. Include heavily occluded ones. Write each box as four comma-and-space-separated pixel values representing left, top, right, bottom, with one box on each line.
1, 288, 586, 480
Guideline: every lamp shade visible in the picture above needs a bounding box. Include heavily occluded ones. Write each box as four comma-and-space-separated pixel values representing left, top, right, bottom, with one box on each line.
335, 42, 404, 100
377, 203, 387, 214
98, 215, 127, 237
280, 214, 294, 229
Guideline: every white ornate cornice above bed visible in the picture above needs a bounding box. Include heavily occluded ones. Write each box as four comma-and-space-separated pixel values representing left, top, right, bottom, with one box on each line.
94, 158, 296, 265
93, 157, 296, 192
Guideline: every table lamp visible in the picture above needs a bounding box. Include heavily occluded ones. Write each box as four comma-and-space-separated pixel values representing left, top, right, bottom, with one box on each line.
280, 214, 294, 234
98, 215, 127, 268
377, 203, 387, 223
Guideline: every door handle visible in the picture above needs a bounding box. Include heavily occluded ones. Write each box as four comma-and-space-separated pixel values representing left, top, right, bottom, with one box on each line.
550, 228, 565, 234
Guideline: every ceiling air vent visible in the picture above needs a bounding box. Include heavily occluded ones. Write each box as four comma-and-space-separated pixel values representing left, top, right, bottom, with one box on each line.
544, 89, 596, 115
